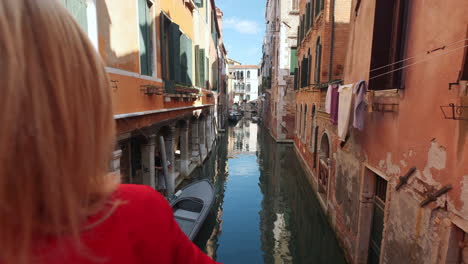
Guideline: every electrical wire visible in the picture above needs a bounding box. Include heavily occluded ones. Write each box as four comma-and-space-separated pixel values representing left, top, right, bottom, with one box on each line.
370, 38, 468, 73
369, 43, 468, 81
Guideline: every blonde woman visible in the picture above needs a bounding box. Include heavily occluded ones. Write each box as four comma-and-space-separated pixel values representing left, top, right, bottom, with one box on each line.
0, 0, 217, 263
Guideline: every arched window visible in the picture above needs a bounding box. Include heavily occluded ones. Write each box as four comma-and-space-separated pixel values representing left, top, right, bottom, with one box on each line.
313, 126, 319, 168
320, 133, 330, 160
318, 133, 330, 195
299, 105, 303, 137
303, 105, 308, 141
247, 84, 251, 92
241, 71, 244, 79
247, 71, 251, 78
295, 104, 298, 133
310, 105, 316, 148
315, 37, 322, 85
307, 49, 312, 87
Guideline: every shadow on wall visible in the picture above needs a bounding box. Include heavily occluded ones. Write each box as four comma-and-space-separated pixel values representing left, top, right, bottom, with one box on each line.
96, 0, 141, 73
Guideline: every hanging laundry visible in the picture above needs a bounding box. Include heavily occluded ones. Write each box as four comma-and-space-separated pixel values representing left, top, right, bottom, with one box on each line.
337, 84, 354, 141
329, 84, 340, 124
353, 80, 367, 131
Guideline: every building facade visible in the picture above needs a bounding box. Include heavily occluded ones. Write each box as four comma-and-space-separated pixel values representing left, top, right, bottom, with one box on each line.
292, 0, 468, 263
61, 0, 227, 196
229, 65, 260, 106
261, 0, 299, 142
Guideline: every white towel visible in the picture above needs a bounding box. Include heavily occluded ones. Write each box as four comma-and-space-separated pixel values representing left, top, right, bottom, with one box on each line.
337, 84, 354, 141
325, 84, 333, 114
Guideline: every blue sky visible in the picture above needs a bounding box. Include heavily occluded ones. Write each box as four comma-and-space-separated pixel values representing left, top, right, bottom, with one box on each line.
216, 0, 265, 65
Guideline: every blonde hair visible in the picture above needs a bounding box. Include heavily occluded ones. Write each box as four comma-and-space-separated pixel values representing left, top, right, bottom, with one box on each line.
0, 0, 118, 263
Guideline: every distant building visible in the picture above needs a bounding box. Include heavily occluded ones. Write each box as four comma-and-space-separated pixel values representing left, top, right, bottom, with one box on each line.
261, 0, 299, 142
229, 65, 260, 106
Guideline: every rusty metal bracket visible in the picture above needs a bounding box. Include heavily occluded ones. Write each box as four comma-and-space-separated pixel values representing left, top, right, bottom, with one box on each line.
395, 167, 417, 191
420, 185, 452, 207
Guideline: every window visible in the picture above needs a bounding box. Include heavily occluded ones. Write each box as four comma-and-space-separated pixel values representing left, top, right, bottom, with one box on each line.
300, 49, 311, 88
194, 46, 205, 88
315, 0, 324, 17
303, 105, 308, 141
300, 56, 309, 88
194, 0, 203, 8
62, 0, 88, 33
290, 48, 298, 74
305, 2, 311, 30
315, 38, 322, 85
247, 71, 251, 79
295, 105, 298, 133
318, 133, 330, 195
310, 105, 316, 148
369, 0, 409, 90
161, 13, 194, 86
299, 105, 303, 137
247, 84, 251, 92
139, 0, 153, 76
313, 126, 319, 168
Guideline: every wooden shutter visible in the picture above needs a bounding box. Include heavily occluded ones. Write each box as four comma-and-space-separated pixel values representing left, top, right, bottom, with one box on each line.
179, 34, 193, 86
194, 0, 203, 8
305, 3, 310, 30
315, 0, 320, 17
179, 34, 188, 84
160, 13, 167, 79
206, 57, 210, 89
199, 49, 205, 88
169, 23, 180, 82
195, 45, 200, 87
186, 37, 193, 86
315, 41, 322, 84
64, 0, 88, 33
290, 48, 297, 75
138, 0, 152, 76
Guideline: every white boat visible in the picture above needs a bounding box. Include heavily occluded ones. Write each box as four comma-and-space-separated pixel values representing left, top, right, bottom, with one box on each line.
170, 180, 215, 241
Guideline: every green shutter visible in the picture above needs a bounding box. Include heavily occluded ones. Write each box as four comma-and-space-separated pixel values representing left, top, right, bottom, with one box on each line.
206, 57, 209, 89
195, 0, 203, 8
169, 23, 181, 82
186, 37, 193, 86
290, 48, 298, 74
138, 0, 152, 76
179, 34, 193, 86
160, 13, 167, 79
64, 0, 88, 33
195, 45, 200, 87
199, 49, 205, 88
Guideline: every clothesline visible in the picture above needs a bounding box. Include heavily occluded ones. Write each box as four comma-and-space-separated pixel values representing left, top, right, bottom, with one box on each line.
369, 43, 468, 81
370, 37, 468, 73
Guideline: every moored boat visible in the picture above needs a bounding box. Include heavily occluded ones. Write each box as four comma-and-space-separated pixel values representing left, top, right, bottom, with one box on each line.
170, 180, 215, 241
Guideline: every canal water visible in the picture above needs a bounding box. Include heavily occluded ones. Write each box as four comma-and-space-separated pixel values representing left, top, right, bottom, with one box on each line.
189, 119, 346, 264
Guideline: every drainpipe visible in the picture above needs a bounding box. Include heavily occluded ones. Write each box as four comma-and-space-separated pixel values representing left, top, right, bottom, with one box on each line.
328, 0, 336, 82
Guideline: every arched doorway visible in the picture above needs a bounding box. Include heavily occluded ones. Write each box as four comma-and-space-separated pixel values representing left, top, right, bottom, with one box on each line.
318, 133, 330, 196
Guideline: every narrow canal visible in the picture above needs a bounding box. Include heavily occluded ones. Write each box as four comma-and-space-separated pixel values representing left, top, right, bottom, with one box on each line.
189, 119, 346, 264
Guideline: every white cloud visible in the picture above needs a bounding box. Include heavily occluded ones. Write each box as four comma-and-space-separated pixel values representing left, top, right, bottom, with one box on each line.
224, 17, 261, 35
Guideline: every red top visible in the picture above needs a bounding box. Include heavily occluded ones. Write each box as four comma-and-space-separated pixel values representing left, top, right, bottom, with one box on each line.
36, 184, 218, 264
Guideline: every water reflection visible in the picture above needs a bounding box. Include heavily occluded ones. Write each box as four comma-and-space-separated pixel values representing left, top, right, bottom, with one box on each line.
193, 120, 346, 263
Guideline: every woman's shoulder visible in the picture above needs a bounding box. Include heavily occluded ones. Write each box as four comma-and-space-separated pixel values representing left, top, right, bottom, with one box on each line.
111, 184, 171, 220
